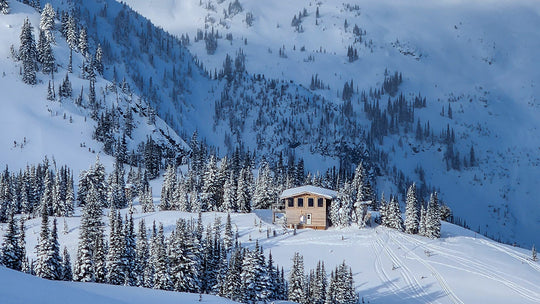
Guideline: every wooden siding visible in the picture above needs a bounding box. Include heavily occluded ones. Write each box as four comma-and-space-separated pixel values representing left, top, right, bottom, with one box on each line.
285, 194, 330, 229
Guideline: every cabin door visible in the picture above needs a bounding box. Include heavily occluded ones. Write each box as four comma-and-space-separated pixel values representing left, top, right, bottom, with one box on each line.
306, 214, 312, 225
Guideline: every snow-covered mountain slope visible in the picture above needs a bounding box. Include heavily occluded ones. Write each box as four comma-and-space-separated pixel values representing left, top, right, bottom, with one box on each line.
0, 1, 187, 174
0, 265, 239, 304
119, 0, 540, 248
11, 203, 540, 304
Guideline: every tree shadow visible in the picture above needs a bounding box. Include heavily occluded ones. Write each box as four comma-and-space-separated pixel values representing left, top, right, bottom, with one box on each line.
359, 279, 445, 303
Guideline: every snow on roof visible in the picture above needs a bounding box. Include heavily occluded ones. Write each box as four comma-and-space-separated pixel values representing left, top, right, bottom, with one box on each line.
280, 185, 337, 199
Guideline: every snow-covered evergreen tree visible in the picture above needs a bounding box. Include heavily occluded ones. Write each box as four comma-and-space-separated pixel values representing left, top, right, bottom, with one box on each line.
78, 156, 107, 207
39, 3, 55, 44
107, 158, 127, 209
419, 203, 427, 236
35, 212, 61, 280
74, 183, 104, 282
425, 192, 441, 238
331, 182, 354, 227
20, 18, 37, 85
327, 262, 358, 304
61, 246, 73, 281
236, 167, 252, 213
160, 164, 176, 210
252, 161, 275, 210
66, 15, 77, 50
1, 215, 22, 270
288, 252, 306, 303
405, 183, 420, 234
93, 44, 104, 75
221, 247, 243, 301
106, 212, 125, 285
123, 213, 137, 286
222, 171, 238, 212
151, 223, 171, 290
0, 0, 9, 14
135, 219, 150, 287
387, 195, 404, 231
78, 27, 88, 57
201, 155, 221, 211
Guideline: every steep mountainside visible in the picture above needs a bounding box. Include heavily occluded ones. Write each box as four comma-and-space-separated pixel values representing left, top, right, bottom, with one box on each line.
119, 0, 540, 248
0, 1, 188, 174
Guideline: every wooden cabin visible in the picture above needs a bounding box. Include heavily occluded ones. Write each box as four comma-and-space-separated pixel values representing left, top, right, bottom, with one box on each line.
278, 186, 337, 230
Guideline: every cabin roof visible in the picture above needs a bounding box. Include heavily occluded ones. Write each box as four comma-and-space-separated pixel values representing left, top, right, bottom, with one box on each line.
280, 185, 337, 200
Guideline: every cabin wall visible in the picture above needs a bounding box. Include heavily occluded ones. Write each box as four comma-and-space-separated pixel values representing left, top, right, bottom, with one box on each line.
285, 194, 330, 229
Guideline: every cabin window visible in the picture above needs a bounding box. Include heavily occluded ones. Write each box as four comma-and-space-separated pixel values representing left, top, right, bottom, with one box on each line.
297, 198, 304, 207
287, 198, 294, 207
308, 198, 314, 207
317, 198, 324, 207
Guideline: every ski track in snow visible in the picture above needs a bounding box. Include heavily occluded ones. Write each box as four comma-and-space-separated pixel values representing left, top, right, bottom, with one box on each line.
384, 231, 464, 304
369, 237, 404, 298
375, 231, 438, 304
394, 233, 540, 303
477, 239, 540, 272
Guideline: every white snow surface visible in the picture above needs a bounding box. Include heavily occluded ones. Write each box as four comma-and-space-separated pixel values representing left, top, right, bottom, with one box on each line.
0, 265, 239, 304
4, 204, 540, 304
120, 0, 540, 248
280, 185, 337, 199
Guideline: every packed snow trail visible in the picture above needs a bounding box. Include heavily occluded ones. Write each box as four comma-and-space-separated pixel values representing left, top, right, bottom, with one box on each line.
380, 230, 464, 304
374, 231, 438, 304
477, 239, 540, 272
394, 232, 540, 303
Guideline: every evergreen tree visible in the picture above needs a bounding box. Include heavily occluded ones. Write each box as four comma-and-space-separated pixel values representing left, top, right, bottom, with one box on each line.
223, 213, 233, 252
123, 214, 137, 286
169, 219, 200, 292
78, 27, 88, 57
140, 185, 155, 213
48, 218, 62, 279
419, 203, 427, 236
221, 247, 243, 301
160, 164, 176, 210
532, 245, 537, 262
425, 192, 441, 238
151, 223, 171, 290
135, 219, 150, 287
106, 212, 125, 285
74, 183, 104, 282
94, 44, 104, 75
312, 261, 327, 304
39, 3, 55, 44
172, 178, 190, 212
17, 219, 27, 270
1, 215, 22, 270
20, 18, 38, 85
236, 168, 252, 213
378, 193, 389, 227
61, 246, 73, 281
387, 195, 404, 231
327, 262, 358, 304
78, 156, 107, 207
404, 184, 420, 234
222, 171, 237, 212
35, 212, 61, 280
66, 15, 77, 50
252, 161, 275, 210
107, 158, 127, 209
288, 252, 306, 303
201, 156, 220, 211
0, 0, 9, 14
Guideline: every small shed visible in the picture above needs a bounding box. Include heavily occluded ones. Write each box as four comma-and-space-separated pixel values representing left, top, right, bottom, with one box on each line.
279, 185, 337, 230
